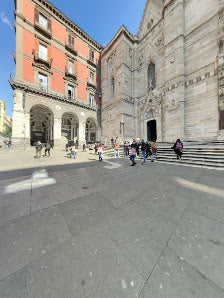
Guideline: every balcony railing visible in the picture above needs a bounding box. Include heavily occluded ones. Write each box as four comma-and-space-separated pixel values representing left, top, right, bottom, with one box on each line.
34, 20, 52, 38
87, 79, 96, 89
87, 57, 96, 67
65, 41, 77, 55
65, 66, 77, 80
33, 50, 52, 68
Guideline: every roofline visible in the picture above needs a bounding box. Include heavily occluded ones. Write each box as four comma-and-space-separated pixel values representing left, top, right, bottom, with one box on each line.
33, 0, 103, 51
102, 25, 135, 57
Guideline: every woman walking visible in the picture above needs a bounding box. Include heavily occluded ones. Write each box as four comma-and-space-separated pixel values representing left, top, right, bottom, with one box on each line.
97, 144, 103, 161
130, 140, 137, 166
172, 139, 183, 161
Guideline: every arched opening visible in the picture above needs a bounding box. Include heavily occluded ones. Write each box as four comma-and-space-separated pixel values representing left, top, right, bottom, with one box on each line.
148, 62, 156, 90
61, 113, 79, 145
86, 118, 97, 143
30, 104, 54, 145
147, 119, 157, 141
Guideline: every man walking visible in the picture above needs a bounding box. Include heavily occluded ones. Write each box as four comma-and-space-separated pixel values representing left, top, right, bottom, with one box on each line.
35, 140, 42, 159
70, 143, 76, 159
141, 139, 147, 164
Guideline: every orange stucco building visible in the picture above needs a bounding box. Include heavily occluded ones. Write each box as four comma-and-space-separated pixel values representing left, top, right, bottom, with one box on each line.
11, 0, 102, 148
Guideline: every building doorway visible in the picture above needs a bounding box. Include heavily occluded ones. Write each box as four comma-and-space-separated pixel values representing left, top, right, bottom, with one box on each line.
86, 118, 97, 143
61, 113, 79, 145
147, 119, 157, 141
30, 105, 54, 145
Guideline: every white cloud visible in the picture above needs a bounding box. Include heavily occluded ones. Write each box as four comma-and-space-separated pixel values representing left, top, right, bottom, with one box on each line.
1, 12, 13, 30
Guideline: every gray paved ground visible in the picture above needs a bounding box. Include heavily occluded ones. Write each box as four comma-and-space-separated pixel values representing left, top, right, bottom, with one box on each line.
0, 157, 224, 297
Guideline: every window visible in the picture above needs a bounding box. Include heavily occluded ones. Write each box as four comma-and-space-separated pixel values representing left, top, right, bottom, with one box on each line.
68, 60, 74, 75
39, 44, 47, 61
39, 13, 48, 30
68, 85, 74, 99
89, 48, 94, 62
39, 73, 47, 91
89, 94, 95, 107
90, 72, 94, 84
148, 63, 156, 90
111, 78, 115, 98
68, 35, 75, 48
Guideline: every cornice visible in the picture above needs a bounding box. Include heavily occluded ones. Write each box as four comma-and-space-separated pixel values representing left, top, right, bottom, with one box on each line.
31, 0, 103, 51
9, 79, 97, 111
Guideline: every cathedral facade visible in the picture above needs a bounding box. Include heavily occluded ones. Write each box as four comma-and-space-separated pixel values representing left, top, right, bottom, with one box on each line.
101, 0, 224, 143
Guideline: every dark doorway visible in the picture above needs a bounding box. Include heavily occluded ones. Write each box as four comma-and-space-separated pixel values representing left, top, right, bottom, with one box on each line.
147, 119, 157, 141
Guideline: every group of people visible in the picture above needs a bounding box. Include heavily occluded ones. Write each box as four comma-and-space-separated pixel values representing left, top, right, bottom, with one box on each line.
129, 139, 158, 166
35, 140, 52, 159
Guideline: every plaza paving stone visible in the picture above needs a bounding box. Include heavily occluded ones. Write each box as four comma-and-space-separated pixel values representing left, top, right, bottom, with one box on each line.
0, 157, 224, 297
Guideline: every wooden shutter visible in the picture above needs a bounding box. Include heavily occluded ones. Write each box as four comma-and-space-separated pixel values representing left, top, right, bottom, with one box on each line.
47, 46, 51, 62
34, 8, 39, 23
220, 110, 224, 130
89, 48, 92, 60
47, 19, 52, 32
94, 73, 96, 86
65, 57, 68, 72
71, 36, 74, 48
35, 39, 39, 55
68, 35, 71, 46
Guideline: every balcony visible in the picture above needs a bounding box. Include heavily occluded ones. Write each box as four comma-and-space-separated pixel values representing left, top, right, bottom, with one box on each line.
34, 20, 52, 38
65, 67, 77, 80
33, 51, 52, 68
87, 57, 96, 68
65, 41, 77, 56
87, 79, 96, 89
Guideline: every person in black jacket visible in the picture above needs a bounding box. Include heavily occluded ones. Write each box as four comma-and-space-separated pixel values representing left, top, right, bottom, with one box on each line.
141, 139, 147, 164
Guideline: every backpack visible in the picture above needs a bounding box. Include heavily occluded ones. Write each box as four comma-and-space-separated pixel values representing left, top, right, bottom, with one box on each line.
176, 142, 182, 150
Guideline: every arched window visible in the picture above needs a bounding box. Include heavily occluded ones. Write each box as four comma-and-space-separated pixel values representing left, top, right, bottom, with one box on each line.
148, 63, 156, 90
111, 78, 115, 98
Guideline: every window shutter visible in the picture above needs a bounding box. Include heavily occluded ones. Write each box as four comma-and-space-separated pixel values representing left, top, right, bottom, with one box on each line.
71, 36, 74, 48
89, 48, 92, 59
35, 39, 39, 55
47, 46, 51, 62
74, 61, 77, 75
66, 57, 68, 72
94, 73, 96, 85
47, 19, 52, 32
34, 8, 39, 23
68, 35, 71, 46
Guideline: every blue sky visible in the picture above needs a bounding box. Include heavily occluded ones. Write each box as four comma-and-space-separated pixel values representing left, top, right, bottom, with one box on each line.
0, 0, 146, 116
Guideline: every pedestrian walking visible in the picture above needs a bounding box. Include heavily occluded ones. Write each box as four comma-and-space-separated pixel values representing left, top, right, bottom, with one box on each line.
35, 140, 42, 159
83, 143, 86, 152
70, 143, 76, 159
172, 138, 183, 161
44, 141, 51, 157
94, 143, 98, 154
97, 144, 103, 161
130, 140, 137, 166
124, 141, 129, 156
141, 139, 147, 164
114, 143, 120, 157
150, 140, 158, 162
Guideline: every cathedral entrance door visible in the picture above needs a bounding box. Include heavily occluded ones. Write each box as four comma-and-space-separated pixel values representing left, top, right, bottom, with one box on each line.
147, 119, 157, 141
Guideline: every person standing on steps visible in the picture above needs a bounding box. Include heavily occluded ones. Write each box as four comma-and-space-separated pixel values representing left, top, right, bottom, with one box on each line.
172, 139, 183, 161
150, 140, 158, 162
97, 144, 103, 161
141, 139, 147, 164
